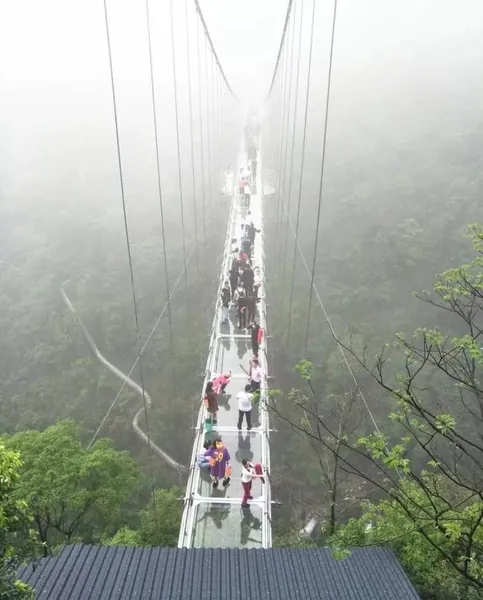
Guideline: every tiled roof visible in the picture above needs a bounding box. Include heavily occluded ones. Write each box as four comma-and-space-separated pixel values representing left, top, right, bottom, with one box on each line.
19, 544, 420, 599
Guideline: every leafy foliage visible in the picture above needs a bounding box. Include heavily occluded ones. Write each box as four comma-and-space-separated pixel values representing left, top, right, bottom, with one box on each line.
0, 444, 34, 599
332, 480, 483, 600
3, 420, 140, 554
269, 226, 483, 598
104, 487, 183, 548
138, 488, 183, 547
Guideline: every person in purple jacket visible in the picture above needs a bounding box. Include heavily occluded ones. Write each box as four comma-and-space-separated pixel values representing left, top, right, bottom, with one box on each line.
205, 438, 231, 488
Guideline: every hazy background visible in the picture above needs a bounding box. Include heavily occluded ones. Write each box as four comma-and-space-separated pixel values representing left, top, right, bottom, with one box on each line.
1, 0, 483, 538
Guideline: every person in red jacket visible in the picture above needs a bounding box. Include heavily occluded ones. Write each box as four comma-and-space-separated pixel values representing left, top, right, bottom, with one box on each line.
248, 320, 263, 357
238, 250, 249, 268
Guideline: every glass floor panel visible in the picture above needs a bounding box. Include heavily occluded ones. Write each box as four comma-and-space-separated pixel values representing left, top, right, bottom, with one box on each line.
213, 389, 261, 428
213, 335, 255, 376
198, 431, 263, 497
218, 306, 262, 336
193, 502, 263, 548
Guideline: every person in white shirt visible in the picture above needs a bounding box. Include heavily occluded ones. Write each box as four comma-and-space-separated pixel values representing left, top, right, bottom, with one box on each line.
241, 458, 256, 507
244, 184, 251, 209
237, 384, 253, 430
249, 357, 264, 395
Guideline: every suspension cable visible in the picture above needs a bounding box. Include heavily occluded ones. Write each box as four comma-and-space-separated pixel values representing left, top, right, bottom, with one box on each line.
304, 0, 338, 354
102, 0, 158, 518
196, 16, 207, 246
277, 6, 297, 270
169, 0, 189, 305
218, 67, 223, 181
281, 0, 304, 310
288, 214, 382, 435
184, 0, 199, 275
266, 0, 295, 99
143, 0, 174, 390
87, 246, 196, 448
287, 0, 316, 344
211, 55, 219, 198
193, 0, 238, 100
274, 43, 289, 276
204, 35, 213, 226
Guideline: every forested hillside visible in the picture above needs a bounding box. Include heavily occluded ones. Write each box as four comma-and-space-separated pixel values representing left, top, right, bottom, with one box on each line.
260, 10, 483, 597
2, 0, 483, 598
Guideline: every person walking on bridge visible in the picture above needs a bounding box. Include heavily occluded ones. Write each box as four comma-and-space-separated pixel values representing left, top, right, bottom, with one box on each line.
238, 175, 247, 198
247, 219, 260, 247
246, 292, 256, 324
244, 183, 251, 209
241, 459, 263, 507
220, 281, 231, 324
248, 357, 264, 395
237, 290, 248, 330
206, 439, 231, 489
204, 381, 218, 425
237, 384, 253, 430
248, 320, 263, 357
241, 264, 254, 295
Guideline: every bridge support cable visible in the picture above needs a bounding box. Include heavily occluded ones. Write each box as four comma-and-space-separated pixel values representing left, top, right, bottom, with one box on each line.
281, 0, 305, 315
278, 4, 298, 271
204, 36, 214, 227
304, 0, 339, 355
82, 245, 195, 451
274, 42, 290, 279
143, 0, 176, 397
286, 214, 383, 437
287, 0, 316, 345
102, 0, 159, 517
184, 0, 200, 275
196, 16, 207, 247
61, 281, 189, 473
265, 0, 295, 100
192, 0, 238, 100
178, 140, 272, 549
169, 0, 189, 313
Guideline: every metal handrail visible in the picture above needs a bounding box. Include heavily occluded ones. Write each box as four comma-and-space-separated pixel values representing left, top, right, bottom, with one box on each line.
178, 140, 272, 548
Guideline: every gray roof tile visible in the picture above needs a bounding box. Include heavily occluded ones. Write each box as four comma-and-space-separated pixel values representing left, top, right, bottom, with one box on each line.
19, 544, 420, 599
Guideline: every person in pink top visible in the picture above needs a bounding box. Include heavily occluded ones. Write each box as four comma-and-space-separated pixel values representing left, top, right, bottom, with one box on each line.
212, 371, 232, 395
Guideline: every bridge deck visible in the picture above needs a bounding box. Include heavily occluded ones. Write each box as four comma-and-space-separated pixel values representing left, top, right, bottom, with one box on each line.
178, 150, 272, 549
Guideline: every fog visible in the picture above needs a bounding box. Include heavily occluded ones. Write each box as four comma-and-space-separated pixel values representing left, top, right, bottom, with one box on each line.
2, 0, 483, 575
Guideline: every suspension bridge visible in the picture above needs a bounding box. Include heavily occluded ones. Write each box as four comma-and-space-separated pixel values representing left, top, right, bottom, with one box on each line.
59, 0, 367, 551
178, 142, 272, 548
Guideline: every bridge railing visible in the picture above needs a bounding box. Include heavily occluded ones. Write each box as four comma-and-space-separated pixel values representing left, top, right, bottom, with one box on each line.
178, 142, 272, 549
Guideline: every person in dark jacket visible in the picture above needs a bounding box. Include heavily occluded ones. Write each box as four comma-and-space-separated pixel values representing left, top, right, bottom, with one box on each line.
241, 264, 254, 294
247, 221, 260, 246
220, 281, 231, 324
246, 293, 256, 324
229, 254, 240, 298
237, 290, 248, 329
248, 320, 261, 357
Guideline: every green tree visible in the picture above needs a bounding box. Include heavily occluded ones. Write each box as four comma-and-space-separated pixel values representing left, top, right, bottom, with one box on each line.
139, 488, 182, 547
4, 420, 140, 555
103, 526, 141, 546
104, 487, 183, 548
271, 225, 483, 599
0, 443, 34, 599
331, 479, 483, 600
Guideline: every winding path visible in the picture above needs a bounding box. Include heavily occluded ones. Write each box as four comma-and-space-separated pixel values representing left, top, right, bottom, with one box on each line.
60, 284, 187, 473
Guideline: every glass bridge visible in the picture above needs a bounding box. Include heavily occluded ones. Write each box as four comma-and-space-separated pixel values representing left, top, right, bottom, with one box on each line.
177, 146, 272, 548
